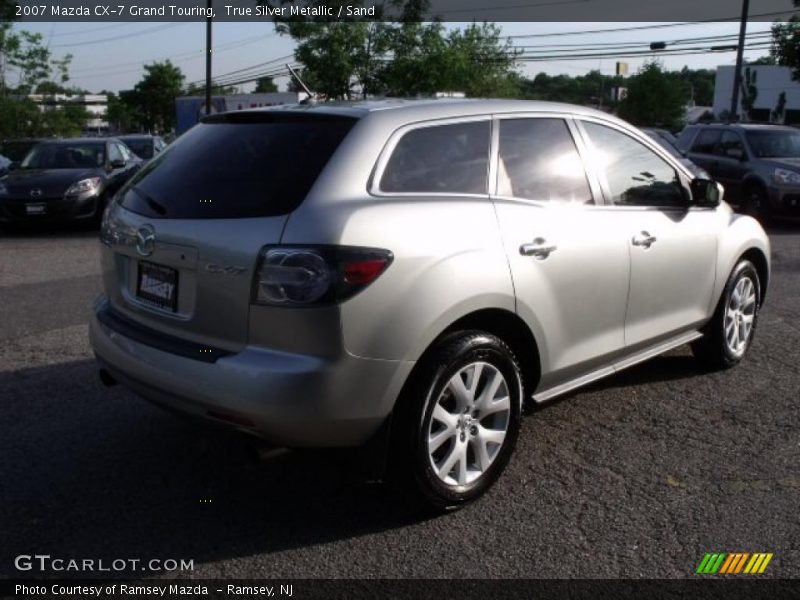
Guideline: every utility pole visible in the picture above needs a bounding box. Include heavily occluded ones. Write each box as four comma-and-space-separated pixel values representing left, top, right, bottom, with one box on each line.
729, 0, 750, 120
205, 0, 213, 115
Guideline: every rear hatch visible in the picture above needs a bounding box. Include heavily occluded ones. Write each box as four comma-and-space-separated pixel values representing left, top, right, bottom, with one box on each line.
100, 112, 356, 352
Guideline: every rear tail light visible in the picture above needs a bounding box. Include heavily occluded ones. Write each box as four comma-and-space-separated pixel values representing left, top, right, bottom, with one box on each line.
252, 246, 393, 307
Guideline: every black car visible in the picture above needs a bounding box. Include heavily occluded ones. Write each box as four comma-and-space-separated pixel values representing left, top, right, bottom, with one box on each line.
117, 134, 166, 162
676, 123, 800, 222
0, 137, 141, 224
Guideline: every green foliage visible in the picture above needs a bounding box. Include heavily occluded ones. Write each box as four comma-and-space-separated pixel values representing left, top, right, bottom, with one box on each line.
617, 61, 686, 132
0, 22, 88, 136
264, 0, 519, 99
254, 76, 279, 93
519, 70, 623, 106
131, 61, 185, 133
770, 4, 800, 80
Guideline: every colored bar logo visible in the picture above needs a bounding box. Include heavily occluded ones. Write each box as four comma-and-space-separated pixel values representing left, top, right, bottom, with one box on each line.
696, 552, 773, 574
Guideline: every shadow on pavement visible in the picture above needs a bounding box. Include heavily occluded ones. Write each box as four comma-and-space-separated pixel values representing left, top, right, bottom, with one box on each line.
0, 358, 428, 578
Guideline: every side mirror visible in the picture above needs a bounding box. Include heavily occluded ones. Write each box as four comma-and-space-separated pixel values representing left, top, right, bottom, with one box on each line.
690, 178, 722, 208
109, 159, 126, 169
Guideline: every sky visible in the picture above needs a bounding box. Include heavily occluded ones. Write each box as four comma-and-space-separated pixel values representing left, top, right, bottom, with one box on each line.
16, 20, 780, 95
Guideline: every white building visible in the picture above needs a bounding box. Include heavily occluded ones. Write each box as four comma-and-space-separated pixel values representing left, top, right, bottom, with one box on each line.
713, 65, 800, 125
28, 94, 109, 132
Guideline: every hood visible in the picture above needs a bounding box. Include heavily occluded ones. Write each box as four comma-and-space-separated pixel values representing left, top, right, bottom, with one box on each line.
3, 168, 102, 197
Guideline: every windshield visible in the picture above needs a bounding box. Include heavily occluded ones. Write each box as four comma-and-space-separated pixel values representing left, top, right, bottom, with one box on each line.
119, 115, 355, 219
745, 130, 800, 158
21, 143, 106, 169
123, 139, 153, 159
1, 141, 39, 162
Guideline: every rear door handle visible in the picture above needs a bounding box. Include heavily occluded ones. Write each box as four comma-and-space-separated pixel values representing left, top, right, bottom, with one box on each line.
520, 237, 557, 260
631, 231, 657, 248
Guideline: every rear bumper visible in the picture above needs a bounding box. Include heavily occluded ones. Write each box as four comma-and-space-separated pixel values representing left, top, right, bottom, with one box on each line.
89, 298, 414, 447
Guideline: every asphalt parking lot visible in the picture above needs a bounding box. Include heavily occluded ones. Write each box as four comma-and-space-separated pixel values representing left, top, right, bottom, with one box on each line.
1, 223, 798, 579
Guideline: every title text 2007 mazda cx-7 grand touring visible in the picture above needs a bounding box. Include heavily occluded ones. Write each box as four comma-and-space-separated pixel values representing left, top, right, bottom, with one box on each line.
90, 100, 769, 510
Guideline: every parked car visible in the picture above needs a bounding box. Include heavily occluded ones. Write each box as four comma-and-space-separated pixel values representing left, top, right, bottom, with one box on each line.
117, 134, 167, 162
0, 137, 142, 224
90, 100, 770, 510
640, 127, 709, 179
676, 122, 800, 222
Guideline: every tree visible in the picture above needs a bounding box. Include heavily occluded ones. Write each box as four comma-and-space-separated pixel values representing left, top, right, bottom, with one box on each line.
264, 0, 518, 99
770, 1, 800, 80
132, 60, 185, 133
617, 61, 686, 131
0, 19, 88, 136
254, 76, 278, 93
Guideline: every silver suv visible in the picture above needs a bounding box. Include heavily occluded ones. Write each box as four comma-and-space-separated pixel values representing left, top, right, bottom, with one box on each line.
91, 100, 770, 510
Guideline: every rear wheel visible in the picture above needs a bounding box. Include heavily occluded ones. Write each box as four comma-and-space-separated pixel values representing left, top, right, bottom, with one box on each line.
692, 260, 761, 370
389, 331, 523, 512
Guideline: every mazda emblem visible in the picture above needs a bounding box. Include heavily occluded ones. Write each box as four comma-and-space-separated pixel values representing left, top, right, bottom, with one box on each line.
135, 224, 156, 257
29, 189, 42, 198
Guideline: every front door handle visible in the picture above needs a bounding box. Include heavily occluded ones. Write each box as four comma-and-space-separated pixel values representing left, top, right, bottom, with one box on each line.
631, 231, 657, 248
520, 237, 557, 260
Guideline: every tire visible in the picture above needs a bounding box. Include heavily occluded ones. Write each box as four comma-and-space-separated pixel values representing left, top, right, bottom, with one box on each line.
742, 184, 771, 225
388, 330, 523, 512
692, 260, 761, 370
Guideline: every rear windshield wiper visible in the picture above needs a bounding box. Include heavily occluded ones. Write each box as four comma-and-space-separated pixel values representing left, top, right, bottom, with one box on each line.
133, 186, 167, 216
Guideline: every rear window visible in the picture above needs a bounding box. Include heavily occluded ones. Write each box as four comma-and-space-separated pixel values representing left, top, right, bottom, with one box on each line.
379, 121, 490, 194
674, 127, 697, 152
119, 114, 356, 219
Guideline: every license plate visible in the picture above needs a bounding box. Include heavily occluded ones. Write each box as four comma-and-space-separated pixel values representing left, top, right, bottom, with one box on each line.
25, 203, 47, 215
136, 261, 178, 312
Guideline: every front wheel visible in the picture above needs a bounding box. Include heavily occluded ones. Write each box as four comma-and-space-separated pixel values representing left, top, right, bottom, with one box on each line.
389, 331, 523, 512
742, 185, 771, 225
692, 260, 761, 370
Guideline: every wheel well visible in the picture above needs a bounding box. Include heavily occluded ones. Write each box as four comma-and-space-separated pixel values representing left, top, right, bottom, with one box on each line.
743, 177, 767, 194
431, 308, 541, 398
740, 248, 769, 305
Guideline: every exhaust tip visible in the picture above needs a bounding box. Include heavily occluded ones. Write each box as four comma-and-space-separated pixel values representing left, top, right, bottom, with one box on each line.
99, 368, 118, 387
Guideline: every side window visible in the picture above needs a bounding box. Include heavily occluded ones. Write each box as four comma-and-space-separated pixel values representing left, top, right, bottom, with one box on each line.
690, 129, 722, 155
715, 131, 746, 159
117, 143, 133, 161
108, 143, 123, 164
582, 121, 686, 208
497, 118, 593, 204
379, 121, 490, 194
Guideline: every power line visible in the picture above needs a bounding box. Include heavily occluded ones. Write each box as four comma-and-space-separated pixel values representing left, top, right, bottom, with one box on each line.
506, 10, 794, 39
51, 23, 188, 48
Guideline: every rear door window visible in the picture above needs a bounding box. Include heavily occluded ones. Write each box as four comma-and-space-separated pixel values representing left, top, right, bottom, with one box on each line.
119, 114, 356, 219
379, 121, 490, 194
690, 129, 722, 155
497, 118, 593, 204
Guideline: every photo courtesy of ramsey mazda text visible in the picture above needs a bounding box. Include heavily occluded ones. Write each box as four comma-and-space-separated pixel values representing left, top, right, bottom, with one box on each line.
90, 99, 769, 511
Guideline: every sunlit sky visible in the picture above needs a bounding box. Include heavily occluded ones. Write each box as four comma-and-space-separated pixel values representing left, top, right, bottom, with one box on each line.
16, 21, 779, 94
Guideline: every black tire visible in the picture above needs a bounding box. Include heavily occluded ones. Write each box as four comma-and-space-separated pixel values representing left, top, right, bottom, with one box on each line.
742, 184, 771, 225
691, 260, 761, 370
388, 330, 523, 512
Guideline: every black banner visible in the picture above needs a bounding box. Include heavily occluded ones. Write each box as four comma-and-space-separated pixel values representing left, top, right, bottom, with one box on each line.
8, 0, 800, 23
3, 579, 800, 600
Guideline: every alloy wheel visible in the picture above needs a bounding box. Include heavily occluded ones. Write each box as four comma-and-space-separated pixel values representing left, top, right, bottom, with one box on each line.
724, 275, 757, 357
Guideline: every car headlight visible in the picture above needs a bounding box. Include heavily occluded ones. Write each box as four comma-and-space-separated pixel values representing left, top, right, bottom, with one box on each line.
65, 177, 101, 196
772, 168, 800, 185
